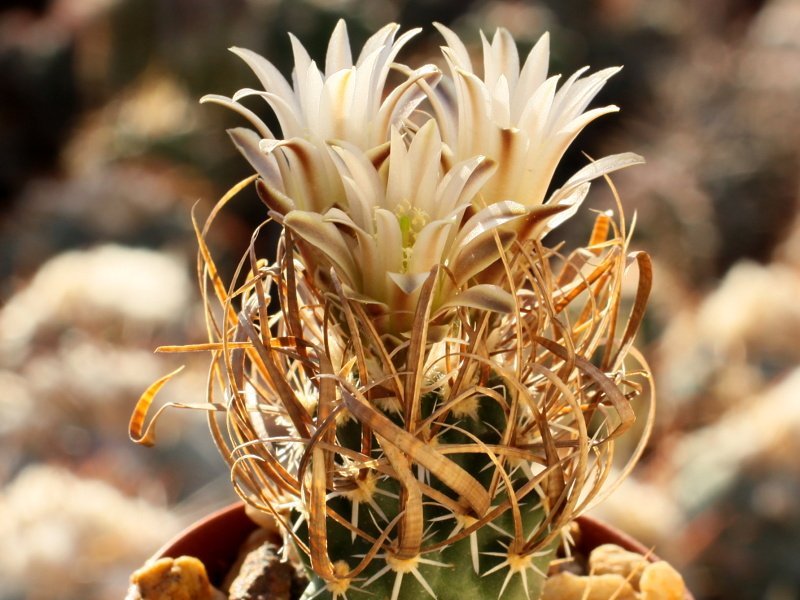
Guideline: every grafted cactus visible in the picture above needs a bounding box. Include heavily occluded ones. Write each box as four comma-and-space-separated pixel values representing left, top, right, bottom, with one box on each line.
131, 21, 653, 600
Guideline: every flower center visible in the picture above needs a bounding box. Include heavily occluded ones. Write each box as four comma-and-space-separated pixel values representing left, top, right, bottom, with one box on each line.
395, 202, 429, 272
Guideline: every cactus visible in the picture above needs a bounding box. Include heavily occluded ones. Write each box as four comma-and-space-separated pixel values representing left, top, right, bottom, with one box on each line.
131, 20, 653, 600
190, 202, 650, 600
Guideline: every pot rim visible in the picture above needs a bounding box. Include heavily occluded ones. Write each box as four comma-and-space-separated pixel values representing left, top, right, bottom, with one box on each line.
154, 502, 691, 598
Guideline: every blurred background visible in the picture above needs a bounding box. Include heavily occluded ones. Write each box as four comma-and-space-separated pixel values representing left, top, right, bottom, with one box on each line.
1, 0, 798, 598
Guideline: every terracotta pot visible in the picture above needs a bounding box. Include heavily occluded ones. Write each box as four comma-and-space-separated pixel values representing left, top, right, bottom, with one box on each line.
155, 503, 692, 598
573, 515, 662, 560
154, 503, 261, 587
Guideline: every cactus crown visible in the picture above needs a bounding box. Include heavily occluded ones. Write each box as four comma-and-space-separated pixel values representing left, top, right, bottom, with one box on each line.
131, 20, 653, 600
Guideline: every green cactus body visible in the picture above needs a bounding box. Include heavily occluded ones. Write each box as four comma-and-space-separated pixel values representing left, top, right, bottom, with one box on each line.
286, 390, 561, 600
299, 516, 556, 600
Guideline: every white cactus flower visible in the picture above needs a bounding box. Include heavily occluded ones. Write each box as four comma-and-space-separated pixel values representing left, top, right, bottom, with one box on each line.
202, 20, 440, 214
433, 24, 636, 213
284, 119, 533, 337
204, 21, 643, 338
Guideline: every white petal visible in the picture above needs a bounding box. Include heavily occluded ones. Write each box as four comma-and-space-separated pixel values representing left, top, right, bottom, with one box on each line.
556, 66, 621, 121
327, 140, 385, 211
232, 88, 304, 137
408, 218, 455, 274
261, 138, 330, 213
319, 68, 356, 139
300, 60, 325, 133
283, 211, 357, 285
325, 19, 353, 77
337, 174, 376, 232
455, 200, 528, 248
558, 152, 645, 193
357, 22, 400, 66
556, 104, 620, 138
388, 271, 430, 295
406, 120, 443, 213
451, 66, 492, 160
542, 153, 644, 232
542, 181, 591, 233
439, 284, 515, 313
552, 66, 590, 103
385, 126, 410, 211
512, 32, 550, 120
434, 155, 497, 217
289, 32, 314, 92
374, 64, 442, 143
481, 126, 529, 204
517, 75, 559, 142
359, 25, 420, 123
375, 208, 404, 274
491, 74, 512, 129
199, 94, 274, 139
255, 176, 295, 215
350, 46, 384, 141
484, 28, 519, 91
322, 207, 366, 234
434, 22, 473, 71
450, 228, 516, 285
418, 72, 458, 148
227, 127, 282, 186
228, 47, 297, 110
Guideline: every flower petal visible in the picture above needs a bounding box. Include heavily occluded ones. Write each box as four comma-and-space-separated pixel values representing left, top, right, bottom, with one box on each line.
325, 19, 353, 77
405, 120, 443, 212
435, 155, 497, 217
455, 200, 528, 248
408, 217, 455, 275
319, 68, 355, 140
199, 94, 274, 139
232, 88, 304, 138
327, 140, 385, 213
375, 64, 442, 144
557, 152, 645, 194
388, 271, 430, 295
228, 46, 297, 110
450, 228, 516, 285
375, 208, 404, 275
434, 22, 473, 71
227, 127, 283, 187
438, 284, 515, 313
283, 211, 358, 286
261, 138, 332, 213
513, 32, 550, 120
482, 28, 519, 92
255, 177, 295, 215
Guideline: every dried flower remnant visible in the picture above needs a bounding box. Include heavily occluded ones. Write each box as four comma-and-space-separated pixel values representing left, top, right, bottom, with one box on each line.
133, 21, 653, 600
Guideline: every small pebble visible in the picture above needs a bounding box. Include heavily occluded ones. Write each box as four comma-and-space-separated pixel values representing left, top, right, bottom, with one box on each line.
542, 571, 638, 600
589, 543, 650, 588
640, 561, 686, 600
127, 556, 224, 600
227, 539, 306, 600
